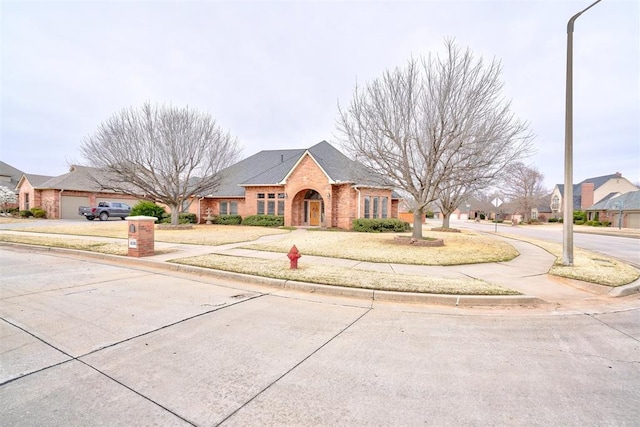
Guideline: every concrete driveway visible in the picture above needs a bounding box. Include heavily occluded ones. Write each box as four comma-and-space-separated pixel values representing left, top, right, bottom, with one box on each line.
1, 246, 639, 426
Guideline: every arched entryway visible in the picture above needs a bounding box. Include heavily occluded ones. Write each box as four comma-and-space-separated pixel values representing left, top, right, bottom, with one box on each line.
291, 189, 325, 227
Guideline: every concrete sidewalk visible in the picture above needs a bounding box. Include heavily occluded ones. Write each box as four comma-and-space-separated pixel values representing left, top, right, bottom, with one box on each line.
2, 227, 639, 308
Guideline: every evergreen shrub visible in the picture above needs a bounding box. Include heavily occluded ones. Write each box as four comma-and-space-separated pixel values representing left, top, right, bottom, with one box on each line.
213, 215, 242, 225
242, 215, 284, 227
131, 201, 167, 222
352, 218, 411, 233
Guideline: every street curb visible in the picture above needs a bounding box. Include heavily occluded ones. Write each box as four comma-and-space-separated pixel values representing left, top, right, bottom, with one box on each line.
0, 242, 543, 307
608, 280, 640, 297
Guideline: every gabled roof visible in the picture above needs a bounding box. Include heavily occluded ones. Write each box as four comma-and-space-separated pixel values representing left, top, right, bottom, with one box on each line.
23, 173, 55, 187
555, 173, 624, 197
587, 190, 640, 211
535, 194, 552, 213
27, 165, 137, 194
0, 161, 26, 190
210, 140, 394, 197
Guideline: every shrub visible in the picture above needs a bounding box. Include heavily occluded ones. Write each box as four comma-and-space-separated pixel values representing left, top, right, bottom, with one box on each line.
242, 215, 284, 227
19, 209, 33, 218
425, 210, 435, 219
213, 214, 242, 225
179, 213, 197, 224
548, 217, 559, 223
586, 220, 603, 227
352, 218, 411, 233
131, 201, 167, 222
30, 207, 47, 218
573, 210, 586, 223
574, 220, 585, 225
479, 213, 486, 220
601, 221, 611, 227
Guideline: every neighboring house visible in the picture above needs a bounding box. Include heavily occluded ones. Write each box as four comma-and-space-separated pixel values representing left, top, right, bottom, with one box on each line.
16, 165, 143, 219
550, 172, 639, 218
0, 160, 24, 191
586, 190, 640, 229
531, 195, 553, 222
195, 141, 401, 229
0, 161, 26, 209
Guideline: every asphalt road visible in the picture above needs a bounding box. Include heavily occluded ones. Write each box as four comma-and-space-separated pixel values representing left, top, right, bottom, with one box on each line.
1, 246, 639, 426
452, 219, 640, 268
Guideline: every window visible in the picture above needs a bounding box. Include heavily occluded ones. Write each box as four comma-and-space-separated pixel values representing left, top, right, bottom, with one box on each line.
373, 197, 379, 219
381, 197, 388, 218
229, 201, 238, 215
220, 201, 228, 215
551, 195, 559, 211
257, 193, 265, 215
24, 193, 29, 210
257, 193, 284, 216
364, 196, 370, 219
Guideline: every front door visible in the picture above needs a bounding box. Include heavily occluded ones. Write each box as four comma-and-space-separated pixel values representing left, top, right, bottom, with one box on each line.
309, 201, 321, 226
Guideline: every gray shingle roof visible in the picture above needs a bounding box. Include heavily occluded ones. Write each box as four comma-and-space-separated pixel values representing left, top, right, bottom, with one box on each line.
587, 190, 640, 211
24, 173, 55, 187
556, 173, 624, 197
0, 161, 26, 190
34, 165, 139, 194
210, 140, 394, 197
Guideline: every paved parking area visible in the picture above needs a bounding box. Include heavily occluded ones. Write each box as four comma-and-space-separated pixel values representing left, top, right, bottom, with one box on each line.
2, 246, 639, 426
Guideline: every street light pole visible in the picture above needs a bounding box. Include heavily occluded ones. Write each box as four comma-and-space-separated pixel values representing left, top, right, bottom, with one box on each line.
563, 0, 602, 266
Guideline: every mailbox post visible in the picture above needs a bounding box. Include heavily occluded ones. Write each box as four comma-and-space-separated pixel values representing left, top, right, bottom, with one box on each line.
126, 216, 157, 257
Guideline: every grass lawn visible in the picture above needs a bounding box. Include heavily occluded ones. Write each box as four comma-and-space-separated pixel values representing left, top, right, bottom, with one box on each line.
170, 254, 519, 295
2, 218, 637, 289
502, 233, 639, 287
241, 229, 519, 265
2, 220, 289, 245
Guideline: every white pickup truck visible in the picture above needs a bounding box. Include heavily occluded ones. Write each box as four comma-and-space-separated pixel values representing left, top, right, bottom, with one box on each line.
78, 201, 132, 221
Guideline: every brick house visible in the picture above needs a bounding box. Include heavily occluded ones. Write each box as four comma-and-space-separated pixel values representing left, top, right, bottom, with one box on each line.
549, 172, 638, 219
16, 165, 142, 219
194, 141, 400, 228
585, 190, 640, 229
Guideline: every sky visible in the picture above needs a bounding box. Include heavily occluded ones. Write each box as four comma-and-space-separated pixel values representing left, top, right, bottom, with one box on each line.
1, 0, 638, 190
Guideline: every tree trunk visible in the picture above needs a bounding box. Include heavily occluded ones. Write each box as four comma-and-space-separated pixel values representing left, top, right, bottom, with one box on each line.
412, 210, 423, 239
170, 205, 180, 225
442, 214, 451, 229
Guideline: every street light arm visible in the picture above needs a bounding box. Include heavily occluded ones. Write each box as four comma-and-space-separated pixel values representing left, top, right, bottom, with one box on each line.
567, 0, 602, 33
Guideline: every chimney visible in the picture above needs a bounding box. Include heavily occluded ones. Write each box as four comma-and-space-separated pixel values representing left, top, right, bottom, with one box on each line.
581, 182, 595, 209
281, 154, 284, 163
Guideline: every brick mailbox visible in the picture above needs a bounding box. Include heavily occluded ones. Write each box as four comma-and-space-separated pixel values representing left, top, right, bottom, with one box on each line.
126, 216, 157, 257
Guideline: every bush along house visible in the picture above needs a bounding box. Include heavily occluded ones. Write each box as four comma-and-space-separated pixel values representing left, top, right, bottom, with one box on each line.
194, 141, 401, 229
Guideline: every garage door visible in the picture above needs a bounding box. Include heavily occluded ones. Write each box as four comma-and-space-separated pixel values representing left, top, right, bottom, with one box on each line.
61, 196, 90, 219
626, 212, 640, 229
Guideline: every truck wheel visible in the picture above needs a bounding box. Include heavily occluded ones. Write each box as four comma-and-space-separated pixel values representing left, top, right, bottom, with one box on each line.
99, 212, 109, 221
86, 216, 94, 221
120, 216, 126, 220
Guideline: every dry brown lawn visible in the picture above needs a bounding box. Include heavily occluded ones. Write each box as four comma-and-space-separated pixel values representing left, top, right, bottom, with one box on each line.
0, 233, 129, 255
502, 233, 639, 286
4, 221, 288, 245
241, 229, 519, 265
2, 219, 637, 288
171, 254, 519, 295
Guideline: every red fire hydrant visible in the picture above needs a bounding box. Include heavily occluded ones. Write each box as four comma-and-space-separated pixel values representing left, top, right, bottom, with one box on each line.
287, 245, 301, 269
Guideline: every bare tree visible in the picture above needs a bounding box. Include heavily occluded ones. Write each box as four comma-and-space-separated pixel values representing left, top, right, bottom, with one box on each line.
80, 102, 240, 225
338, 39, 533, 238
501, 162, 546, 223
435, 184, 473, 229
